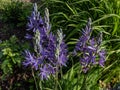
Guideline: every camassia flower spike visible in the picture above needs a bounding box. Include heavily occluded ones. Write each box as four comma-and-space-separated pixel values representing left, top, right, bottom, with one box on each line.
23, 3, 68, 80
74, 18, 106, 73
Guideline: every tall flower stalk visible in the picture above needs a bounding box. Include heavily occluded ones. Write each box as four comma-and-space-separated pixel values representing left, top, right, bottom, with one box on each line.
23, 3, 68, 90
74, 18, 106, 89
74, 18, 106, 73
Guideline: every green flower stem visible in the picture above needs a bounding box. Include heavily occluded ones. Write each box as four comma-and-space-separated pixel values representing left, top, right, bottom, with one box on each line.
60, 66, 63, 79
80, 73, 87, 90
55, 67, 58, 90
39, 79, 43, 90
77, 66, 81, 90
55, 65, 63, 90
32, 68, 38, 90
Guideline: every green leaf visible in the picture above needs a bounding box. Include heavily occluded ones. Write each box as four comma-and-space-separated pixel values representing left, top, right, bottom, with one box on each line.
0, 51, 3, 58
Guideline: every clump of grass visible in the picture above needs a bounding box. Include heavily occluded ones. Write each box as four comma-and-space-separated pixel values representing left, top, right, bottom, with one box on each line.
38, 0, 120, 89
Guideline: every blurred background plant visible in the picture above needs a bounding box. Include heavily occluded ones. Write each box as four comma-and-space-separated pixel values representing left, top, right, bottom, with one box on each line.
0, 0, 32, 40
0, 36, 32, 89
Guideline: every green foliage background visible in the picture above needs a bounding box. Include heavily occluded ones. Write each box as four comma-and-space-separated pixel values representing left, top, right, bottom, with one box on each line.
0, 0, 120, 89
